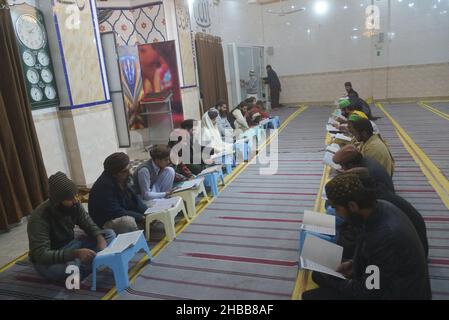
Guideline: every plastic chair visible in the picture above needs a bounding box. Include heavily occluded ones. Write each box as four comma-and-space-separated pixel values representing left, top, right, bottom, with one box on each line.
144, 197, 189, 242
203, 169, 225, 197
171, 180, 209, 218
91, 232, 151, 293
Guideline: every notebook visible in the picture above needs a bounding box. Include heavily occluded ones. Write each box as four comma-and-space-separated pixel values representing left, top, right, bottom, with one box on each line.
299, 234, 345, 279
144, 197, 180, 215
96, 230, 143, 257
300, 210, 336, 236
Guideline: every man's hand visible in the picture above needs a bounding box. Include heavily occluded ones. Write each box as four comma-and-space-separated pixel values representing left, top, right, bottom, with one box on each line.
96, 235, 108, 251
165, 187, 179, 198
337, 260, 353, 278
73, 248, 96, 263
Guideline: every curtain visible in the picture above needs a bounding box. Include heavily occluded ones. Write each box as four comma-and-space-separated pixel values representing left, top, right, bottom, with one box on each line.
195, 33, 228, 112
0, 3, 48, 231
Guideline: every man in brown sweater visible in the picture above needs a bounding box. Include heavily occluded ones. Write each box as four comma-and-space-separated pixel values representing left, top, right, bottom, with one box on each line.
27, 172, 115, 283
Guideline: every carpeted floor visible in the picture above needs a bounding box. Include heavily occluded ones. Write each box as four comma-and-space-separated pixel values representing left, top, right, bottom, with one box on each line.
373, 103, 449, 300
381, 103, 449, 181
1, 104, 448, 300
117, 106, 332, 300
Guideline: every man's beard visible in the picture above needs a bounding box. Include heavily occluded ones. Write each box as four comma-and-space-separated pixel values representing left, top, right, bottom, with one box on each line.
219, 110, 227, 117
347, 211, 364, 227
58, 202, 80, 217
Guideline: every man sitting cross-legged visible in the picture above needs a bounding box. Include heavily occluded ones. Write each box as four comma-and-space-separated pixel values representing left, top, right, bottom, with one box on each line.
302, 174, 431, 300
89, 152, 147, 234
28, 172, 115, 283
132, 144, 176, 205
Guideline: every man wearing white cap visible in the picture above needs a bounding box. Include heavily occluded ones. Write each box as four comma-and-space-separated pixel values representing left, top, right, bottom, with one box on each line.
240, 69, 259, 100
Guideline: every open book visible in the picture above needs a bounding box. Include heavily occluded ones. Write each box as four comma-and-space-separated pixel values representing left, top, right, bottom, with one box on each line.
299, 234, 345, 279
326, 124, 341, 133
323, 144, 342, 170
96, 230, 143, 257
196, 165, 223, 177
144, 197, 180, 215
172, 178, 203, 193
328, 117, 339, 126
301, 210, 336, 236
335, 133, 352, 142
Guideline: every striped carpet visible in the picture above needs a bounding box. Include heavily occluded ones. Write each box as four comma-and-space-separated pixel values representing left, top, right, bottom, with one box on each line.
427, 102, 449, 114
381, 103, 449, 180
373, 103, 449, 300
117, 106, 332, 300
1, 104, 448, 300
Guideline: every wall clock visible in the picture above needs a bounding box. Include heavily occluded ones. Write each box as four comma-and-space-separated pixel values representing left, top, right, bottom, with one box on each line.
10, 4, 59, 109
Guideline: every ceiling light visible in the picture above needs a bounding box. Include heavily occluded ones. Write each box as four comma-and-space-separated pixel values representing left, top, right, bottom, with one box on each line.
314, 1, 329, 15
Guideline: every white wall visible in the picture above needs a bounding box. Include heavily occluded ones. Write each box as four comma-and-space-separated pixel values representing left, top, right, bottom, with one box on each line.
206, 0, 449, 102
262, 0, 449, 75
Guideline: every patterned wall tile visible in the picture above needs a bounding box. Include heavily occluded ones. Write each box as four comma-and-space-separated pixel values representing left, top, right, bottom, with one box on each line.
99, 4, 167, 46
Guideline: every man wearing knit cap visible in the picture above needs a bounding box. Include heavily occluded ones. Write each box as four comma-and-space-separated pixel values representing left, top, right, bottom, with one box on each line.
89, 152, 147, 234
302, 174, 431, 300
333, 144, 394, 193
27, 172, 115, 283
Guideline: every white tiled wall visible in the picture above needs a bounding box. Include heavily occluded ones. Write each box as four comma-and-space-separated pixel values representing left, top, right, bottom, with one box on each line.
279, 63, 449, 104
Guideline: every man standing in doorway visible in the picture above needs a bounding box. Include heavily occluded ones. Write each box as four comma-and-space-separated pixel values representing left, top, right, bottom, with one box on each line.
240, 70, 259, 100
265, 65, 282, 108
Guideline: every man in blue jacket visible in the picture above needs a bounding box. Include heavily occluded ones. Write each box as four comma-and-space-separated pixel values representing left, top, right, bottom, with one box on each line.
89, 152, 147, 234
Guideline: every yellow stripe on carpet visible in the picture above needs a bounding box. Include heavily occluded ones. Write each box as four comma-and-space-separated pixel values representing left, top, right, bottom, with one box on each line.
377, 102, 449, 209
105, 105, 309, 300
291, 132, 331, 300
418, 102, 449, 122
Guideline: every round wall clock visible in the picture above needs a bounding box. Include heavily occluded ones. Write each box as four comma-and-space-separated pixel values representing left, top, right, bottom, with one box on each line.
30, 86, 43, 102
44, 86, 57, 100
11, 4, 59, 109
41, 68, 53, 83
15, 14, 46, 50
37, 50, 50, 66
26, 68, 39, 84
23, 51, 36, 66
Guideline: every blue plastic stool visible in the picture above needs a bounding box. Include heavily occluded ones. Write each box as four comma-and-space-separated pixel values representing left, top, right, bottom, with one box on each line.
91, 232, 152, 293
222, 154, 233, 175
266, 116, 280, 129
203, 169, 225, 197
233, 141, 248, 165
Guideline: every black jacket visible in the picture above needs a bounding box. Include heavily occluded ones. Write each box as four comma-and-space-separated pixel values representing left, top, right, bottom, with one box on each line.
266, 69, 281, 91
88, 172, 146, 228
377, 190, 429, 257
325, 200, 431, 299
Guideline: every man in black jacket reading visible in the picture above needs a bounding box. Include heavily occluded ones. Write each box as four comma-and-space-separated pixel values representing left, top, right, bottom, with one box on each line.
302, 174, 431, 300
